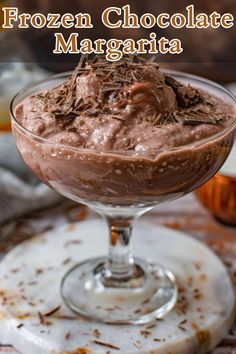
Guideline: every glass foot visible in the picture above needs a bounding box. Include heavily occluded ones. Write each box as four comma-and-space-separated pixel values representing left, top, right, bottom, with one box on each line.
61, 256, 177, 324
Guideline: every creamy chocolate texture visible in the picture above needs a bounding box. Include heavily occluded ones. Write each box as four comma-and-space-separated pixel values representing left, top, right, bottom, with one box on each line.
13, 56, 236, 206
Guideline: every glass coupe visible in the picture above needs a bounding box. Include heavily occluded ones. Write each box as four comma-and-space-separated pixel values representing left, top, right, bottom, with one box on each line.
11, 71, 236, 324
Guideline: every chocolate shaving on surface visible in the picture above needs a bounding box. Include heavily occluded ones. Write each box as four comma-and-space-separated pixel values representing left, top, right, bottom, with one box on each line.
65, 331, 71, 340
92, 340, 120, 350
16, 323, 24, 329
38, 311, 45, 325
92, 329, 101, 338
140, 330, 151, 338
38, 311, 52, 326
144, 323, 157, 329
62, 257, 72, 265
36, 268, 44, 275
43, 305, 61, 317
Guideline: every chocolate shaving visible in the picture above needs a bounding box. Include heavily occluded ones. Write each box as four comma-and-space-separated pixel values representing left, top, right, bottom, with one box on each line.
183, 112, 217, 126
62, 257, 72, 265
140, 330, 151, 338
92, 329, 101, 338
38, 311, 45, 325
178, 325, 187, 332
144, 323, 156, 329
16, 323, 24, 329
35, 93, 46, 100
163, 112, 179, 124
38, 312, 52, 326
92, 340, 120, 350
165, 75, 203, 108
111, 115, 126, 122
43, 305, 61, 317
178, 319, 188, 331
65, 331, 71, 340
174, 107, 222, 126
64, 239, 82, 247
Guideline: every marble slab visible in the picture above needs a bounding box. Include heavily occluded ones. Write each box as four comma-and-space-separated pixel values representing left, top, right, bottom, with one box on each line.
0, 219, 234, 354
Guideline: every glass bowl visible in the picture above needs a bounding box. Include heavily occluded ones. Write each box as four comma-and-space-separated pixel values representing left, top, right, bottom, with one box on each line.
10, 71, 236, 324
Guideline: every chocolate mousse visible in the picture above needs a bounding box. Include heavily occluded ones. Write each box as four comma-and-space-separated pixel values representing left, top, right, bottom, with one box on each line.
13, 56, 236, 206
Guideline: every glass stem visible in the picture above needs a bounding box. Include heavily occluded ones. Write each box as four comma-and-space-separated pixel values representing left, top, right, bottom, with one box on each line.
105, 216, 135, 280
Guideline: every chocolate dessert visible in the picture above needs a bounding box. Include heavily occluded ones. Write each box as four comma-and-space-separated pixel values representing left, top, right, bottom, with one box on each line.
13, 56, 236, 206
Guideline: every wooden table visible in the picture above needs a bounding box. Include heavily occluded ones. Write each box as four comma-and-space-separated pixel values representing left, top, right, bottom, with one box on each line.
0, 193, 236, 354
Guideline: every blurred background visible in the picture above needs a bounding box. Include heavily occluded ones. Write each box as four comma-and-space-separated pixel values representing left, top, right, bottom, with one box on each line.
2, 0, 236, 76
0, 4, 236, 354
0, 0, 235, 227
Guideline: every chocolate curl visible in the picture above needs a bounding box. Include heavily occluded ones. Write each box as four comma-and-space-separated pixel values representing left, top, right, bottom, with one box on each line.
165, 75, 202, 108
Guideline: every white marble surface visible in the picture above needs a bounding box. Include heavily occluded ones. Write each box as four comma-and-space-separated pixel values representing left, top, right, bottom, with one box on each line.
0, 219, 235, 354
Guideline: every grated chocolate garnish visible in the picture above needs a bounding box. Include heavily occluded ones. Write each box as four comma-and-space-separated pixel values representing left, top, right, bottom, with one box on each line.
41, 54, 220, 129
175, 107, 223, 126
43, 55, 163, 124
44, 55, 153, 120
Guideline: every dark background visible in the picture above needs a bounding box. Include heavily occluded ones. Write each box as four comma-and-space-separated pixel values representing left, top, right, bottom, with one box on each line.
1, 0, 236, 82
